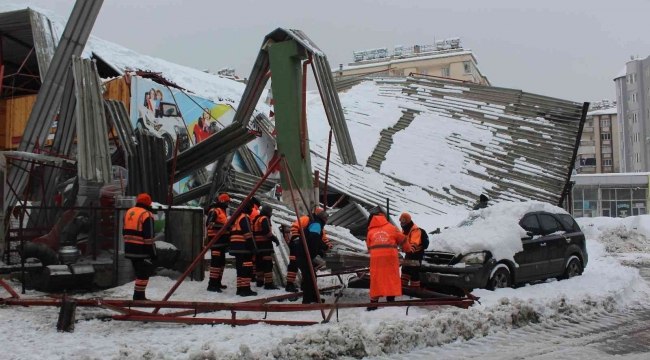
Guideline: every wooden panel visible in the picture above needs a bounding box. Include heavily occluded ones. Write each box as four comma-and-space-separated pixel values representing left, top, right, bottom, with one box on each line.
103, 77, 131, 114
0, 95, 38, 150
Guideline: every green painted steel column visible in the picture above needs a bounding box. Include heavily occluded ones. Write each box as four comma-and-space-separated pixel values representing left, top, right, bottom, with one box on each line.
268, 40, 313, 192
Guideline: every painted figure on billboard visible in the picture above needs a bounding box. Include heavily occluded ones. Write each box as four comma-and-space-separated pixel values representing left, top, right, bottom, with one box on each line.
130, 76, 278, 199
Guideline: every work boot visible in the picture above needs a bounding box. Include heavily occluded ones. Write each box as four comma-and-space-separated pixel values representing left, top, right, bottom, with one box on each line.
236, 287, 258, 297
256, 280, 265, 287
207, 284, 222, 293
264, 284, 280, 290
387, 296, 395, 302
133, 291, 149, 301
366, 299, 379, 311
285, 282, 299, 293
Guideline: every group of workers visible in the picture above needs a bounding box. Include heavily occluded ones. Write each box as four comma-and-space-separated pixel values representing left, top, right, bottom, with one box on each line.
121, 192, 432, 309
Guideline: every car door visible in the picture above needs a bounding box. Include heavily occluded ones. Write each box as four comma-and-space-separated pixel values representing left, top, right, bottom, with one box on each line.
516, 214, 547, 281
537, 213, 567, 275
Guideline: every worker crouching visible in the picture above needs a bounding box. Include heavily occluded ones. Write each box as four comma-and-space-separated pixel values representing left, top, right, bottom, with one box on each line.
206, 193, 231, 292
229, 201, 258, 297
124, 193, 157, 301
366, 212, 409, 311
252, 205, 280, 289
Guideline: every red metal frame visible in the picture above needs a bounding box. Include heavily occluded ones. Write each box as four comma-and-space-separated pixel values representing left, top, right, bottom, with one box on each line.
281, 157, 325, 319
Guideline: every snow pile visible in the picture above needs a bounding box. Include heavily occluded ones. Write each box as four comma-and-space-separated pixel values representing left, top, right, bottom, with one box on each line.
218, 295, 616, 359
577, 215, 650, 263
598, 226, 650, 253
430, 201, 567, 262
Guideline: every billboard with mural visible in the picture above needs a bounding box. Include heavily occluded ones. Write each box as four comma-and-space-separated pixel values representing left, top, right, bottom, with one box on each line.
129, 76, 277, 197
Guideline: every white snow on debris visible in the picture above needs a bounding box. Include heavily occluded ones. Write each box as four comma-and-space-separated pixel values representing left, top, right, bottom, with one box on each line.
382, 111, 494, 198
306, 82, 406, 164
430, 201, 567, 262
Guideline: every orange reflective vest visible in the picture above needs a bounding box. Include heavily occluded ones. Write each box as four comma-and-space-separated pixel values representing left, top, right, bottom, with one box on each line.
290, 215, 331, 248
405, 223, 422, 254
253, 215, 275, 253
229, 213, 254, 255
366, 215, 408, 298
123, 206, 155, 259
206, 206, 230, 248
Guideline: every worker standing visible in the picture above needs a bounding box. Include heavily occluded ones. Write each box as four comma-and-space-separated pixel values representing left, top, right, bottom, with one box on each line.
205, 193, 231, 292
229, 201, 258, 297
123, 193, 157, 301
253, 205, 280, 289
366, 212, 409, 311
249, 197, 261, 285
296, 210, 329, 304
399, 213, 424, 289
285, 208, 332, 292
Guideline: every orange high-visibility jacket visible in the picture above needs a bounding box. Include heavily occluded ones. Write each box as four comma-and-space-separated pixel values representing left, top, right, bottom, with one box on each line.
123, 206, 155, 259
405, 223, 422, 254
366, 214, 408, 298
290, 215, 331, 248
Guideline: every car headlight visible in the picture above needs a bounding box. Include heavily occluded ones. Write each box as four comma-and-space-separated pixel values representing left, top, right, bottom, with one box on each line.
459, 252, 487, 264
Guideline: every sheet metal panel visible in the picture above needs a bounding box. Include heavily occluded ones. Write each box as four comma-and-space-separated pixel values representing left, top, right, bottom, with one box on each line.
6, 0, 103, 208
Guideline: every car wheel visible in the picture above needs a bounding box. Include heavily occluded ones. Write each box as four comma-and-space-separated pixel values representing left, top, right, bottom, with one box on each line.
163, 134, 174, 160
487, 267, 511, 290
559, 258, 583, 280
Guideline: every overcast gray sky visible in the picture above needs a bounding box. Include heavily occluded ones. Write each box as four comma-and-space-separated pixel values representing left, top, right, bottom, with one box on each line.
19, 0, 650, 102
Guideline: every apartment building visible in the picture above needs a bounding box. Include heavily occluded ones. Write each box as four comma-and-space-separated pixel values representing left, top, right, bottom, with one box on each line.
614, 55, 650, 172
575, 103, 619, 174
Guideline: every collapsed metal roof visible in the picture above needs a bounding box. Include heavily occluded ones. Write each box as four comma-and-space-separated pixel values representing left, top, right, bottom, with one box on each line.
0, 8, 58, 96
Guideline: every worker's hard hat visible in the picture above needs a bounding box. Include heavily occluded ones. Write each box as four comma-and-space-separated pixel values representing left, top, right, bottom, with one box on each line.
218, 193, 231, 202
399, 213, 411, 223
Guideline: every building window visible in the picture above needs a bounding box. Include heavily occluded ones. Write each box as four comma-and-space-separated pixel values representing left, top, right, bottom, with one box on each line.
600, 119, 610, 128
419, 69, 428, 75
632, 93, 637, 103
441, 67, 450, 77
636, 153, 640, 163
633, 113, 638, 123
602, 159, 612, 166
463, 62, 472, 74
601, 133, 611, 140
586, 119, 593, 127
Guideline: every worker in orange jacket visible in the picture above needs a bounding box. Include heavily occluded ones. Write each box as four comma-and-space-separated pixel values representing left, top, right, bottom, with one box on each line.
249, 197, 261, 284
366, 212, 409, 311
399, 213, 424, 289
285, 208, 332, 293
229, 201, 258, 297
205, 193, 231, 292
252, 205, 280, 289
124, 193, 157, 301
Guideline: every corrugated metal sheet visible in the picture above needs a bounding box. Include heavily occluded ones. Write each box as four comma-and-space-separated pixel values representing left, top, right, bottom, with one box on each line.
237, 145, 263, 177
373, 76, 587, 206
73, 57, 111, 183
5, 0, 103, 208
28, 8, 58, 79
128, 129, 169, 203
104, 99, 137, 161
366, 108, 420, 171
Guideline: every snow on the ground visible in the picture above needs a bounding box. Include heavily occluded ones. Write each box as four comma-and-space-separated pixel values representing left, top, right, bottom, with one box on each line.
2, 216, 650, 359
430, 201, 567, 262
577, 215, 650, 263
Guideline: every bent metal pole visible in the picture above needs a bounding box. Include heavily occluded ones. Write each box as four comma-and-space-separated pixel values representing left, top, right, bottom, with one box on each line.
153, 155, 282, 313
281, 157, 325, 320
